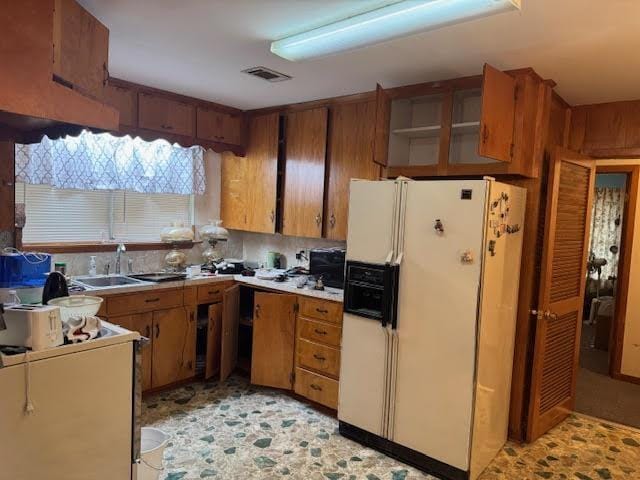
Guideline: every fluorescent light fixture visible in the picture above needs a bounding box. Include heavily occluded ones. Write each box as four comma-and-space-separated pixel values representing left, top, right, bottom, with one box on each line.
271, 0, 521, 61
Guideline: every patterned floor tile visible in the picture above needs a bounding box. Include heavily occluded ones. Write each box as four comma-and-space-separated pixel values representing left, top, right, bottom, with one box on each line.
142, 376, 640, 479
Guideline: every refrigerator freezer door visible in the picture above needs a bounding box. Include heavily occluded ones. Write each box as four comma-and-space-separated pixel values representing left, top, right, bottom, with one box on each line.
469, 182, 526, 480
390, 180, 488, 471
339, 179, 400, 436
345, 180, 399, 263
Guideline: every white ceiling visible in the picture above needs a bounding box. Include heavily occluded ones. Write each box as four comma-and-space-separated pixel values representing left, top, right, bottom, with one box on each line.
80, 0, 640, 110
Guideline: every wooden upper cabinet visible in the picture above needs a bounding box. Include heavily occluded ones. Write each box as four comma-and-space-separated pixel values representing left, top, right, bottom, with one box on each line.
53, 0, 109, 100
325, 101, 380, 241
251, 293, 297, 390
478, 63, 517, 162
373, 84, 392, 166
104, 83, 136, 128
282, 107, 328, 238
244, 113, 280, 233
221, 152, 248, 230
197, 108, 243, 146
138, 92, 195, 137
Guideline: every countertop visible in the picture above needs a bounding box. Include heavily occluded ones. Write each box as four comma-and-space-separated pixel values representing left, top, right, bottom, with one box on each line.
72, 274, 344, 303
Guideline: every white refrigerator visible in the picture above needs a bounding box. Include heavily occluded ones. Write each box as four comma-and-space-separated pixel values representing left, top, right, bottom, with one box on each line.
338, 178, 525, 480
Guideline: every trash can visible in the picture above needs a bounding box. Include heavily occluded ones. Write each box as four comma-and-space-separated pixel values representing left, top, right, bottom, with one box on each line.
139, 427, 169, 480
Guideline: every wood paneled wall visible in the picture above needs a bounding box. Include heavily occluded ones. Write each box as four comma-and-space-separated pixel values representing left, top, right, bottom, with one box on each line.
0, 141, 16, 248
569, 100, 640, 157
506, 91, 571, 441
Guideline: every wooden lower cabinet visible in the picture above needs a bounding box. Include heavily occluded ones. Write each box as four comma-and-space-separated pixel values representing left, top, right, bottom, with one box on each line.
151, 307, 196, 388
251, 292, 297, 389
294, 367, 339, 410
110, 312, 153, 391
244, 290, 343, 410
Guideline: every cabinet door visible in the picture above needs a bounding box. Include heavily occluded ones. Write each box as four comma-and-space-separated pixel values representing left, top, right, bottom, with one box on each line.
325, 101, 380, 240
245, 113, 280, 233
197, 108, 243, 146
205, 302, 222, 380
220, 284, 240, 382
251, 293, 297, 389
138, 92, 195, 137
221, 152, 248, 230
478, 63, 516, 162
282, 107, 328, 238
151, 307, 195, 388
52, 0, 109, 100
373, 83, 391, 166
111, 313, 153, 391
104, 83, 137, 128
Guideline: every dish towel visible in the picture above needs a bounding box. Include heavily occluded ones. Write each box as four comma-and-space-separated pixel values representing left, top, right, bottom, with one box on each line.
64, 315, 102, 343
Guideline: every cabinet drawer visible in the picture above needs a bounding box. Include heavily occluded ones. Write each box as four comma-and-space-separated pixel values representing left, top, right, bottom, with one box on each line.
298, 297, 343, 324
298, 317, 341, 347
294, 368, 338, 410
106, 289, 183, 316
196, 283, 230, 304
297, 339, 340, 378
138, 92, 195, 137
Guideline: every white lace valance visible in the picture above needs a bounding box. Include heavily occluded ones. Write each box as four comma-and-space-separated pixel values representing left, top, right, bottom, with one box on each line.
15, 130, 206, 195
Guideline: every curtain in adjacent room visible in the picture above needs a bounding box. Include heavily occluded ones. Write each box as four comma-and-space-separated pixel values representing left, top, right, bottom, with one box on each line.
15, 130, 206, 195
589, 187, 624, 280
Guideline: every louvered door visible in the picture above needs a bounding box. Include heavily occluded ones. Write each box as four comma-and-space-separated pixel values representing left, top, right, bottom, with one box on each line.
527, 147, 595, 441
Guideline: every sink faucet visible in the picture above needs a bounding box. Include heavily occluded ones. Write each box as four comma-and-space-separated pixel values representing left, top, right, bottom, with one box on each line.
115, 243, 126, 275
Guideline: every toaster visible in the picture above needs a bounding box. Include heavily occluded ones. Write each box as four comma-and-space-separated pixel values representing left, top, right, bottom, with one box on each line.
0, 304, 64, 351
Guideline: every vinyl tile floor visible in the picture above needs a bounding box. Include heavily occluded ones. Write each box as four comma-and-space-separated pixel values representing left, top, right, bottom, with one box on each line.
142, 376, 640, 480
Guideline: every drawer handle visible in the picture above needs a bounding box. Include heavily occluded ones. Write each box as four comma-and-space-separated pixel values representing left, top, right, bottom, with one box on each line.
310, 384, 323, 391
145, 298, 160, 303
208, 290, 220, 295
160, 124, 174, 130
313, 354, 326, 362
314, 329, 327, 335
316, 308, 329, 314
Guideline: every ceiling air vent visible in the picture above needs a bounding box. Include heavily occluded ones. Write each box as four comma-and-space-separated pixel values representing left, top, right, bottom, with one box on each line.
242, 66, 292, 83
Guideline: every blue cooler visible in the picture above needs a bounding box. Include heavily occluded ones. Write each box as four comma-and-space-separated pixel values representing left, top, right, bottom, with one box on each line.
0, 252, 52, 288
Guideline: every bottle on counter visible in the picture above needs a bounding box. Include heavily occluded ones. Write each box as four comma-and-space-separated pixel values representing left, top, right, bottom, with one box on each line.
89, 256, 97, 276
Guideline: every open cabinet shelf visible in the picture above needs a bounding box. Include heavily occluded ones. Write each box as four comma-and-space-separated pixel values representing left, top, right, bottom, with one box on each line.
378, 64, 539, 178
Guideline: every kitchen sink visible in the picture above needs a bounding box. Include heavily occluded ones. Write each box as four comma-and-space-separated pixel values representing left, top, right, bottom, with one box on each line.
73, 275, 146, 289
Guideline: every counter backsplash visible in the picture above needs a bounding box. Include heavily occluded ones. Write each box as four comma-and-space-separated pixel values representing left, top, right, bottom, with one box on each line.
239, 231, 345, 269
50, 230, 344, 277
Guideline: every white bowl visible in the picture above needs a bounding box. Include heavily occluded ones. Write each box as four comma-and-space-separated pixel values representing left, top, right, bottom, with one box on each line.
48, 295, 103, 322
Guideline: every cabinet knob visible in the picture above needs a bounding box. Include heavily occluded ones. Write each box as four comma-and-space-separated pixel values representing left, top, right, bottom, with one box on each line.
315, 213, 322, 226
155, 324, 160, 338
329, 213, 336, 228
270, 210, 275, 223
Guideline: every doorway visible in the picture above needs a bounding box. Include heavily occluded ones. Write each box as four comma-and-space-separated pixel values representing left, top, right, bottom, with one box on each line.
575, 168, 640, 429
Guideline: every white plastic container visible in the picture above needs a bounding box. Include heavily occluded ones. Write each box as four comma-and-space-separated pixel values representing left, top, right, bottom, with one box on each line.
139, 427, 169, 480
47, 296, 103, 323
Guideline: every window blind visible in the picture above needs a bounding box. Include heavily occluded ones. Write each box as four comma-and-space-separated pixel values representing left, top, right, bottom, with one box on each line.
16, 183, 112, 243
16, 183, 194, 243
112, 191, 192, 242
